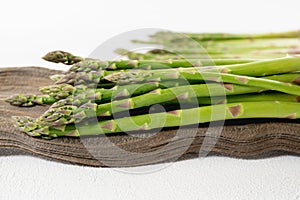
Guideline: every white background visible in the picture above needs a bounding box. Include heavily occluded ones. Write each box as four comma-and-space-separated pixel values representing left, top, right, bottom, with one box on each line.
1, 0, 300, 199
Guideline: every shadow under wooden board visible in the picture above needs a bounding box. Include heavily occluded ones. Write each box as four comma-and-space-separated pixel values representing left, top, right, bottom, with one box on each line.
1, 67, 300, 167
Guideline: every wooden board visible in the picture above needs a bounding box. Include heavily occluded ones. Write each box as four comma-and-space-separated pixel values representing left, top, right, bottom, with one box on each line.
1, 67, 300, 167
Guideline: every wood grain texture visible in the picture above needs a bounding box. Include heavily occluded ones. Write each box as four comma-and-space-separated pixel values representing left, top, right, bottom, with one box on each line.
1, 67, 300, 167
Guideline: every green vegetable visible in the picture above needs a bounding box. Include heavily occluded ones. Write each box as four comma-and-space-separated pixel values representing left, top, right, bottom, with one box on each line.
13, 101, 300, 138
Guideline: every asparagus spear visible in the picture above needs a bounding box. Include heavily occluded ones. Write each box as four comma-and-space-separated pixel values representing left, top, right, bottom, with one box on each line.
69, 57, 226, 72
76, 101, 300, 136
116, 48, 267, 61
155, 38, 300, 53
147, 30, 300, 42
123, 51, 285, 60
126, 43, 300, 57
166, 93, 300, 105
184, 31, 300, 41
13, 101, 300, 138
44, 50, 259, 73
123, 48, 300, 60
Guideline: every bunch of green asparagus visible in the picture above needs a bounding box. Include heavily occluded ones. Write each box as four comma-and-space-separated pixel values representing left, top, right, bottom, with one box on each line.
118, 30, 300, 60
6, 30, 300, 140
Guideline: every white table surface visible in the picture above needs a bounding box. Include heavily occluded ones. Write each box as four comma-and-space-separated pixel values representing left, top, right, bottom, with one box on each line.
1, 0, 300, 199
1, 156, 300, 200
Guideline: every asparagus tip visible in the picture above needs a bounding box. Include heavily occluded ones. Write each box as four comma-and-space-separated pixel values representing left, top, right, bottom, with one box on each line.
147, 49, 172, 55
42, 50, 83, 65
114, 48, 130, 55
5, 94, 35, 107
11, 116, 42, 137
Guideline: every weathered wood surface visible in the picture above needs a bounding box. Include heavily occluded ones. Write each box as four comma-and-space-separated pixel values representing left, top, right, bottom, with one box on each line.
1, 67, 300, 167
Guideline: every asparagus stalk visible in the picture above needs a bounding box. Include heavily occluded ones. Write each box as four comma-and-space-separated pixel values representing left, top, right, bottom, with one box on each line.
75, 101, 300, 136
13, 101, 300, 138
166, 93, 300, 105
124, 51, 297, 60
158, 39, 300, 53
123, 51, 282, 60
124, 48, 300, 60
116, 48, 266, 62
69, 57, 230, 72
147, 30, 300, 42
44, 50, 259, 73
184, 31, 300, 41
203, 72, 300, 96
138, 45, 300, 56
